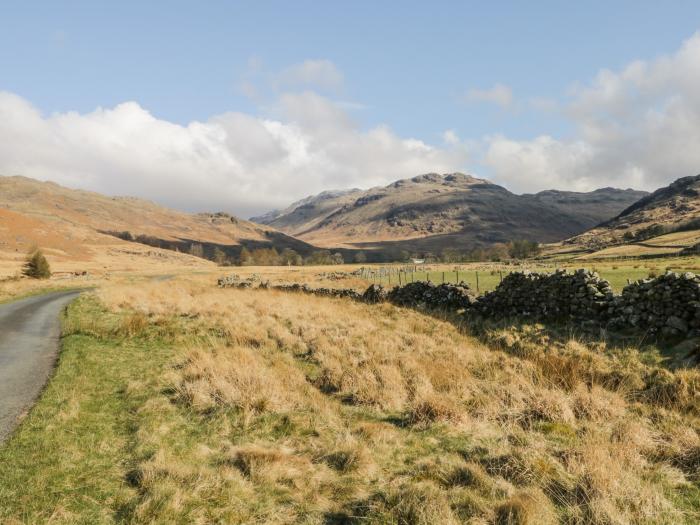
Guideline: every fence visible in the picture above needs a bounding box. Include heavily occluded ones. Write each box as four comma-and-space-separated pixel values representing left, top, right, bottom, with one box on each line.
358, 265, 511, 293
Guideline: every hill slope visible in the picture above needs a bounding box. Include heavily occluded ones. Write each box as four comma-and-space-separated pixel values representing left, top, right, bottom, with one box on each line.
254, 173, 647, 254
566, 174, 700, 252
0, 175, 315, 276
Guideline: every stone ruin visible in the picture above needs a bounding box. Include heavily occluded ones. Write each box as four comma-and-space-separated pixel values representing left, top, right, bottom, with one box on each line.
218, 269, 700, 340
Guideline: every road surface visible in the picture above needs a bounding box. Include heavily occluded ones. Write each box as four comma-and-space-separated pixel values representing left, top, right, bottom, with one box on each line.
0, 290, 81, 443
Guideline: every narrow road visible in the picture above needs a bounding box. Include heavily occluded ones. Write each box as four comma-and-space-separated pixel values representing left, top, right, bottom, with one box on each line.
0, 290, 81, 443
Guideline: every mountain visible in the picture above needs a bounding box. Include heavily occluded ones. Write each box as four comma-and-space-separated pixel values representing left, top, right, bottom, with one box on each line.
251, 189, 362, 227
566, 174, 700, 251
0, 175, 316, 276
253, 173, 647, 254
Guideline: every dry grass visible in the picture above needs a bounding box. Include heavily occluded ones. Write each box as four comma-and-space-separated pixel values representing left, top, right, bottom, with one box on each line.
77, 273, 700, 523
2, 271, 697, 523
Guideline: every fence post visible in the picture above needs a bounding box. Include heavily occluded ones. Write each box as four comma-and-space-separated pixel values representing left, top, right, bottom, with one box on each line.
399, 272, 402, 286
476, 271, 480, 292
442, 271, 445, 283
456, 270, 459, 283
499, 270, 503, 283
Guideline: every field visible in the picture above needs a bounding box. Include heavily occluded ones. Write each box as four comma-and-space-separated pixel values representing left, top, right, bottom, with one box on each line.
0, 268, 699, 524
360, 255, 700, 292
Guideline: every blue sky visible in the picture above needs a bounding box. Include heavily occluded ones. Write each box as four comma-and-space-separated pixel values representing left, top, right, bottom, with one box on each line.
1, 1, 700, 215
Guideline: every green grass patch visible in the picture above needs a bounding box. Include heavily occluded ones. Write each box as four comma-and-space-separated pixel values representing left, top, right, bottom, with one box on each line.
366, 255, 700, 292
0, 297, 175, 524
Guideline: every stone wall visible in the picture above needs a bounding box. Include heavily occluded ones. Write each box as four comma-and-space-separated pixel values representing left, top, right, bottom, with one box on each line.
218, 270, 700, 340
608, 272, 700, 337
387, 281, 475, 310
472, 269, 614, 325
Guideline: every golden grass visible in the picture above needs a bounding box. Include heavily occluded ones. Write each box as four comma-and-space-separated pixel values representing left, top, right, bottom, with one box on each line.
76, 272, 700, 523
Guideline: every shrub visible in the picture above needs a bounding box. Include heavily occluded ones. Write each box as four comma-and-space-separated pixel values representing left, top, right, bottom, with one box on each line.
22, 248, 51, 279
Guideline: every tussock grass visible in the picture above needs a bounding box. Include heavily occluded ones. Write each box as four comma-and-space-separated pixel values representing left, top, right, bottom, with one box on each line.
0, 274, 699, 523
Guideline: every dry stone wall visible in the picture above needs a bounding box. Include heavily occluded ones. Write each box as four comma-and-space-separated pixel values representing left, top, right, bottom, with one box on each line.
472, 269, 614, 325
387, 281, 475, 310
608, 272, 700, 337
218, 270, 700, 340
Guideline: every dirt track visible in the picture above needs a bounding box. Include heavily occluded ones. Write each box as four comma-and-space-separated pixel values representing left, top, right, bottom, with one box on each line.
0, 290, 80, 443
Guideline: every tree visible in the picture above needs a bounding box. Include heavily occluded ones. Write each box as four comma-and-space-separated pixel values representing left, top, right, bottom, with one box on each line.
487, 243, 510, 261
353, 251, 367, 263
189, 243, 204, 258
508, 239, 541, 259
238, 247, 254, 266
331, 252, 344, 265
281, 248, 302, 266
22, 248, 51, 279
305, 250, 333, 265
441, 247, 461, 263
251, 247, 280, 266
213, 247, 228, 266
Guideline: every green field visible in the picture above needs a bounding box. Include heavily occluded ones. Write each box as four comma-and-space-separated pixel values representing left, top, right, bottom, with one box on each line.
363, 255, 700, 292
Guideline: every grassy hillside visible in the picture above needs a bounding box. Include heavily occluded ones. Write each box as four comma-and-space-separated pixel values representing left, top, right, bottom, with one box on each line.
566, 174, 700, 253
1, 273, 698, 523
0, 175, 316, 276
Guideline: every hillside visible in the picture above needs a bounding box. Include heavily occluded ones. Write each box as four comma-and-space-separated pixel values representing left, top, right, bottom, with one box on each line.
565, 174, 700, 253
254, 173, 647, 254
0, 175, 315, 276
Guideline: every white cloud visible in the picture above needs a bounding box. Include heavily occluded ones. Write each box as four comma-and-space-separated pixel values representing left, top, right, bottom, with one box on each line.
442, 129, 460, 145
462, 83, 513, 108
482, 32, 700, 193
0, 90, 467, 218
275, 59, 344, 92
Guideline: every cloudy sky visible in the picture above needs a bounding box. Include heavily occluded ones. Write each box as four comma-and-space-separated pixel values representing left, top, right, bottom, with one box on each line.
2, 2, 700, 217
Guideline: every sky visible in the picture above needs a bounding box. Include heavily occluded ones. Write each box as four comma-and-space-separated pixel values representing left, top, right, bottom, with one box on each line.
1, 1, 700, 217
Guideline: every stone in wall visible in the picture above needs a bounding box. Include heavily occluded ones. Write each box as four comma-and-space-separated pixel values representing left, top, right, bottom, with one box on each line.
362, 284, 388, 304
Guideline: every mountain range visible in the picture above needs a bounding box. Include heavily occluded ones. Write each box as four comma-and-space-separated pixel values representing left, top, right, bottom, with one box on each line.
4, 171, 700, 276
252, 173, 648, 255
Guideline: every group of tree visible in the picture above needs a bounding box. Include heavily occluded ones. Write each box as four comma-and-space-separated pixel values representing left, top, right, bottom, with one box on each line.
506, 239, 541, 259
184, 238, 540, 267
236, 247, 346, 266
428, 239, 540, 263
303, 250, 345, 265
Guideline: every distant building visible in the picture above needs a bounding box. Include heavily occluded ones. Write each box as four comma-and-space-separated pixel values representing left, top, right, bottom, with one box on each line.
411, 258, 425, 264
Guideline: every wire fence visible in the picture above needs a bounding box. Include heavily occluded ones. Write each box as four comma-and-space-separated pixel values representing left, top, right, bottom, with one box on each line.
359, 265, 510, 293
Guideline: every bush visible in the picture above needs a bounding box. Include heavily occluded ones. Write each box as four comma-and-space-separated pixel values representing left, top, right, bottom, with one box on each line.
22, 248, 51, 279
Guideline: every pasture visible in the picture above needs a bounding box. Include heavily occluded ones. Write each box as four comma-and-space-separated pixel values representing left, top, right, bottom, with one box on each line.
358, 255, 700, 292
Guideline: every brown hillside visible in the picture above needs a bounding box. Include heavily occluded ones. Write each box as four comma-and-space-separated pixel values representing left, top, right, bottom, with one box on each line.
566, 174, 700, 251
255, 173, 647, 253
0, 175, 315, 276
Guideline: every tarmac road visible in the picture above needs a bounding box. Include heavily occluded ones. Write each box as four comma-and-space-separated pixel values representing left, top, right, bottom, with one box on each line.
0, 290, 81, 443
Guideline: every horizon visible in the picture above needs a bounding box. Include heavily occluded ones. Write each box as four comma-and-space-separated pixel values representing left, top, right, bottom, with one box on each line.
1, 171, 649, 222
2, 2, 700, 216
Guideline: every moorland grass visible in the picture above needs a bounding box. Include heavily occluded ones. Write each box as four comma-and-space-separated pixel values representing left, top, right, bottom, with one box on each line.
0, 278, 699, 524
